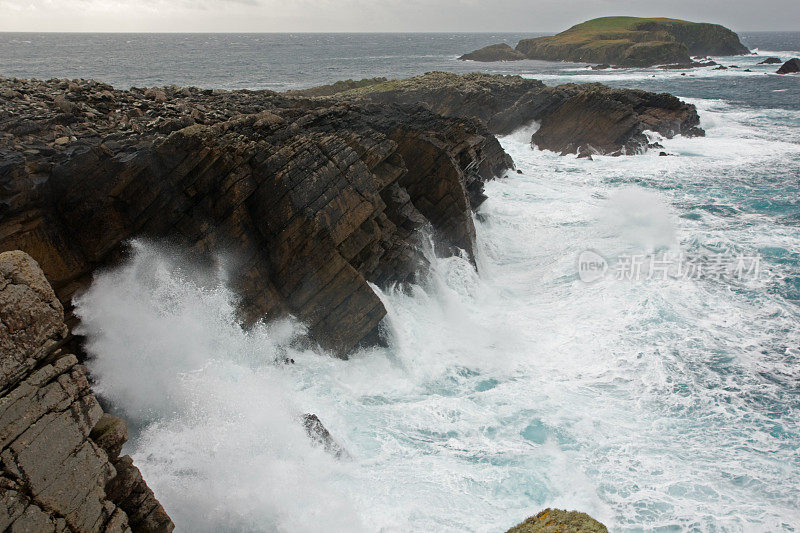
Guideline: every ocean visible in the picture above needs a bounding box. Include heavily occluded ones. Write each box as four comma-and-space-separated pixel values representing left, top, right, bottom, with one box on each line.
4, 32, 799, 532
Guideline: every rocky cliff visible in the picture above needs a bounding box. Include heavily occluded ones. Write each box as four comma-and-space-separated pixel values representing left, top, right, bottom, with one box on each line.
0, 250, 173, 532
462, 16, 750, 67
322, 72, 704, 155
0, 77, 511, 358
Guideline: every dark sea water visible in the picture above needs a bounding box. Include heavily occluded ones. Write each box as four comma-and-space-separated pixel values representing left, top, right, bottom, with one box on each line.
4, 32, 800, 532
0, 32, 797, 108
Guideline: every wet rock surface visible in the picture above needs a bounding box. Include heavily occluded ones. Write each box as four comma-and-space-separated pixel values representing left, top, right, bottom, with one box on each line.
0, 250, 173, 533
0, 77, 512, 357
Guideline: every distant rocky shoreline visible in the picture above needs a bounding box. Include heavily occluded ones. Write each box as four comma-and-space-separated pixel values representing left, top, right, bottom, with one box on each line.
0, 71, 702, 531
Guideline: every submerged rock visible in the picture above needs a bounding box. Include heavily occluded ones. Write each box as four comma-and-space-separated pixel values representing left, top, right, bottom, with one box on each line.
302, 413, 350, 459
506, 508, 608, 533
777, 58, 800, 74
459, 43, 526, 62
0, 250, 174, 532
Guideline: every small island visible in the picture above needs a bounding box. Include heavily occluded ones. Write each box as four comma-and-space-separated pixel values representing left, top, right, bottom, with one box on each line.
460, 16, 750, 67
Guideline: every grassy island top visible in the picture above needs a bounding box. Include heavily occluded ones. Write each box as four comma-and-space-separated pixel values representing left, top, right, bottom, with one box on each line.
512, 16, 749, 66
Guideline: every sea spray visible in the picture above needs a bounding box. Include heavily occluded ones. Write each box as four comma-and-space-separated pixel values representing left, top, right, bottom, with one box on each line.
74, 99, 800, 532
75, 241, 366, 533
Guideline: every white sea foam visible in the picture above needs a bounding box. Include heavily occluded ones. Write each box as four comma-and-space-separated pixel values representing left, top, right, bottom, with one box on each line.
74, 96, 800, 532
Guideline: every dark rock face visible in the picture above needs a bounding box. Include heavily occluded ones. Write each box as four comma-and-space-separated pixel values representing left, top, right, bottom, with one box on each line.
530, 84, 704, 155
337, 72, 704, 155
459, 43, 526, 62
506, 508, 608, 533
0, 77, 511, 358
777, 58, 800, 74
0, 250, 174, 533
758, 57, 782, 65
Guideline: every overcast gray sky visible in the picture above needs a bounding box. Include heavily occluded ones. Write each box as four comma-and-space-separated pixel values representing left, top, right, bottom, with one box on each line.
1, 0, 798, 32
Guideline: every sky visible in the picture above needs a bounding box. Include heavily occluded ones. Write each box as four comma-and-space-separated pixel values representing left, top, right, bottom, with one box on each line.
1, 0, 798, 33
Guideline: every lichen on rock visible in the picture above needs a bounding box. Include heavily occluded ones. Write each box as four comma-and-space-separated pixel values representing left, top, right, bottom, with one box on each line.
506, 508, 609, 533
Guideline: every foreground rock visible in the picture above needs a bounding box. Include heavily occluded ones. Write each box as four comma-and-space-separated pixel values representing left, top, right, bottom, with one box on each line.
463, 16, 749, 67
506, 508, 608, 533
0, 77, 511, 357
327, 72, 704, 155
459, 43, 526, 62
777, 58, 800, 74
0, 250, 173, 532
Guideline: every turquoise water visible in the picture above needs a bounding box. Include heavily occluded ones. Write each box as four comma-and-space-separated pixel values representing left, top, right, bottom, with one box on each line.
39, 33, 800, 531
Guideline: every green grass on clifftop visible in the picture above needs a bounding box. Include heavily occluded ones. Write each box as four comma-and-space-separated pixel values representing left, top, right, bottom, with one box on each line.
510, 16, 749, 67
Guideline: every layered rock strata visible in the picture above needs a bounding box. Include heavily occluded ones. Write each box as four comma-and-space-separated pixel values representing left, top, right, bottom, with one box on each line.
0, 250, 173, 533
0, 77, 511, 357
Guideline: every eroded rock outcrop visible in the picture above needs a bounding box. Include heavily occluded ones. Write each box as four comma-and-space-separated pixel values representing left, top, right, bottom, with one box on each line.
0, 77, 512, 357
506, 508, 608, 533
459, 43, 526, 62
330, 72, 704, 155
0, 250, 173, 533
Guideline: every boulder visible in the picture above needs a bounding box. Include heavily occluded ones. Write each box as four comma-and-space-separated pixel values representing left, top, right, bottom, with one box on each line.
758, 57, 782, 64
777, 58, 800, 74
459, 43, 526, 62
506, 508, 608, 532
